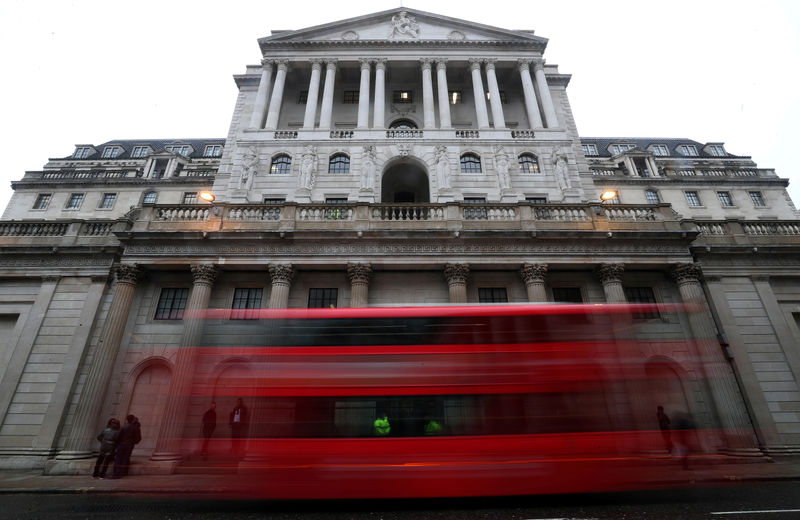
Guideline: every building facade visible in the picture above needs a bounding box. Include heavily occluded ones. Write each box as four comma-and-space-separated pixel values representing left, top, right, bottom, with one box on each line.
1, 8, 799, 472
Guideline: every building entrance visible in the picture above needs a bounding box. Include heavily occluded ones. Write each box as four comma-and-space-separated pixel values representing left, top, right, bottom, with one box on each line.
381, 161, 430, 203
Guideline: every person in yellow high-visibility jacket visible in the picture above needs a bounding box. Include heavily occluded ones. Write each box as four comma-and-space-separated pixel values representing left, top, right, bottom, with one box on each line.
424, 418, 442, 436
373, 414, 390, 436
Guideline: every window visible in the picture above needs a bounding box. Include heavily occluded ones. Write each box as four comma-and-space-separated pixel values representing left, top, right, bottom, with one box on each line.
32, 193, 51, 210
101, 146, 120, 158
717, 191, 734, 207
708, 145, 726, 157
98, 193, 117, 209
526, 197, 547, 204
651, 144, 669, 156
325, 198, 348, 204
65, 193, 84, 210
263, 198, 286, 204
389, 119, 417, 129
478, 288, 508, 303
581, 144, 598, 155
464, 197, 486, 204
685, 191, 701, 207
393, 90, 413, 103
131, 146, 149, 158
182, 192, 198, 204
460, 153, 482, 173
449, 90, 462, 104
203, 145, 222, 157
552, 287, 583, 303
298, 91, 308, 103
343, 91, 359, 104
748, 191, 766, 207
623, 287, 659, 319
678, 145, 698, 157
154, 288, 189, 320
270, 154, 292, 175
645, 189, 660, 204
484, 91, 507, 103
74, 147, 92, 159
165, 145, 191, 156
611, 144, 635, 155
518, 153, 540, 174
231, 288, 263, 319
328, 154, 350, 174
142, 191, 158, 204
308, 288, 338, 308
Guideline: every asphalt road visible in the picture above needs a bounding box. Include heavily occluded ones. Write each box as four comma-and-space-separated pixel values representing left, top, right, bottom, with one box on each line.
3, 481, 800, 520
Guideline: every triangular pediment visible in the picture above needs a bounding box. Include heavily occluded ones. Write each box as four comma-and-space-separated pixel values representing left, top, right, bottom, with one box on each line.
259, 8, 547, 46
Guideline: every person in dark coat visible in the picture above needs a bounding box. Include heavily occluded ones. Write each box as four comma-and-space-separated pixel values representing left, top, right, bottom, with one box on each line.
229, 399, 248, 457
111, 414, 141, 478
92, 418, 120, 479
657, 405, 672, 453
200, 402, 217, 458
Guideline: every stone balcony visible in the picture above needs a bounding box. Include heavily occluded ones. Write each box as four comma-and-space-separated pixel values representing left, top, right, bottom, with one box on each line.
692, 219, 800, 247
241, 127, 566, 142
0, 219, 128, 249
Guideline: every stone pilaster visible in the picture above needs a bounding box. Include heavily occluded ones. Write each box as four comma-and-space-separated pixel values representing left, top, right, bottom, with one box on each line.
597, 263, 627, 303
268, 264, 295, 309
347, 263, 372, 308
264, 60, 289, 130
520, 263, 548, 302
444, 263, 469, 304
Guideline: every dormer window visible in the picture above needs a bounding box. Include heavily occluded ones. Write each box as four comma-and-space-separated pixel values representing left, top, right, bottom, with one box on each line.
708, 145, 726, 157
203, 145, 222, 157
651, 145, 669, 156
611, 144, 635, 155
101, 146, 121, 158
165, 145, 191, 156
679, 145, 698, 157
581, 144, 598, 155
131, 146, 149, 158
74, 147, 92, 159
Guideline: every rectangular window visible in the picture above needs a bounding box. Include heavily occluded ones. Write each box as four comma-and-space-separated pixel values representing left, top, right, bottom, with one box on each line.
142, 191, 158, 204
298, 90, 308, 103
717, 191, 734, 207
393, 90, 413, 103
343, 91, 359, 104
708, 145, 725, 156
526, 197, 547, 204
581, 144, 598, 155
552, 287, 583, 303
651, 144, 669, 156
449, 90, 462, 104
131, 146, 148, 158
32, 193, 52, 210
308, 288, 338, 308
611, 144, 635, 155
166, 145, 190, 156
203, 145, 222, 157
231, 288, 263, 319
463, 197, 487, 204
263, 198, 286, 204
679, 145, 698, 156
645, 190, 660, 204
685, 191, 701, 207
98, 193, 117, 209
485, 91, 508, 103
74, 147, 91, 159
478, 288, 508, 303
102, 146, 120, 158
182, 192, 198, 204
154, 288, 189, 320
623, 287, 659, 319
748, 191, 766, 207
65, 193, 84, 210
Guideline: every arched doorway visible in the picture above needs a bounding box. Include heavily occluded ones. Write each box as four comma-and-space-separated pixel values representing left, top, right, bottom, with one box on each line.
127, 363, 171, 455
381, 160, 430, 203
645, 360, 691, 427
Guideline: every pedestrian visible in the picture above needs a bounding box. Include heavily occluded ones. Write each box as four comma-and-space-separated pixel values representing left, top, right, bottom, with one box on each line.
92, 418, 120, 479
111, 414, 141, 479
424, 416, 442, 436
229, 398, 248, 457
201, 401, 217, 459
373, 413, 390, 436
657, 405, 672, 453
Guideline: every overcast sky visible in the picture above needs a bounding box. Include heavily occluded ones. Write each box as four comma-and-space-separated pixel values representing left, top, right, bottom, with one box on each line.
2, 0, 798, 211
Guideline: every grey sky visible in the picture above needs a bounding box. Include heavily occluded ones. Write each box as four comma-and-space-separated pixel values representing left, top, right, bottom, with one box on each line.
2, 0, 798, 212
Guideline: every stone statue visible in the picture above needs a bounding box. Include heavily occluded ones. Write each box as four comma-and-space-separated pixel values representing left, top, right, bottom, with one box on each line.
298, 145, 317, 190
551, 149, 572, 191
435, 146, 451, 190
494, 145, 511, 190
361, 145, 376, 191
389, 10, 420, 39
240, 147, 259, 191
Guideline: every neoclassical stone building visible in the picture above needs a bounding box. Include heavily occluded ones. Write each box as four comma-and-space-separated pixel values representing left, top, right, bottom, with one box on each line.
1, 8, 799, 472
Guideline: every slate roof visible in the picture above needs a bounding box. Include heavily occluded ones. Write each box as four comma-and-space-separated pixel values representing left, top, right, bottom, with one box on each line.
56, 139, 226, 161
579, 137, 748, 159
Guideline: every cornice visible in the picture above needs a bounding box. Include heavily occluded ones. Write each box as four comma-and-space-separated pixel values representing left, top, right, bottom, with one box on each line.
590, 177, 789, 187
260, 39, 546, 50
11, 177, 216, 190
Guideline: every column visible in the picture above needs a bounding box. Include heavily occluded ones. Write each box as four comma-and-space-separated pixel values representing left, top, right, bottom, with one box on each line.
647, 157, 660, 177
444, 263, 469, 304
373, 59, 386, 129
151, 265, 218, 461
249, 59, 274, 129
520, 263, 548, 302
435, 60, 452, 129
672, 263, 756, 450
357, 59, 371, 129
533, 59, 559, 128
347, 263, 372, 308
420, 59, 436, 129
517, 59, 543, 129
484, 59, 506, 129
264, 60, 289, 130
469, 58, 490, 129
318, 59, 337, 130
59, 265, 141, 457
597, 263, 627, 303
268, 264, 295, 309
302, 59, 323, 130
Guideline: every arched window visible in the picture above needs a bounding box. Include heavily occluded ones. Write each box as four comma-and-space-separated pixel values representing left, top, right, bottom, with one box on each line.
328, 153, 350, 174
517, 153, 540, 174
269, 154, 292, 175
142, 191, 157, 204
460, 153, 482, 173
389, 119, 418, 129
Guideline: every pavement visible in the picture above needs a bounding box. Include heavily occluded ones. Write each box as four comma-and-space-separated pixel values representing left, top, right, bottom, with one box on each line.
1, 455, 799, 496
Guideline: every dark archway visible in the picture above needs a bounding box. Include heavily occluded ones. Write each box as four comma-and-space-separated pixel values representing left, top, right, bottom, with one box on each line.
381, 161, 430, 203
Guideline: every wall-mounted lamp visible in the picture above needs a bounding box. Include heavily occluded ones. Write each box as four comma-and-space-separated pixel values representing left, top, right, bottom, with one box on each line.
600, 190, 618, 202
199, 191, 216, 203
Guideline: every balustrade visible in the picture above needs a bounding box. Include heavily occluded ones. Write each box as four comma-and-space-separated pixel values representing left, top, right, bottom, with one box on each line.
696, 222, 728, 235
603, 207, 657, 221
0, 222, 69, 236
227, 206, 280, 221
330, 130, 354, 138
372, 205, 443, 221
511, 130, 535, 139
274, 131, 298, 139
297, 205, 353, 221
455, 130, 480, 138
743, 222, 800, 235
156, 206, 210, 221
531, 205, 590, 221
386, 129, 423, 138
79, 222, 114, 236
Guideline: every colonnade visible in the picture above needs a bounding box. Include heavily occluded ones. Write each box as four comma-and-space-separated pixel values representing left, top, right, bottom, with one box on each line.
249, 57, 559, 131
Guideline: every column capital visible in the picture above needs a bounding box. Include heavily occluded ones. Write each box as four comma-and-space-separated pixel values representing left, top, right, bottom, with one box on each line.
596, 263, 625, 285
115, 264, 142, 285
517, 58, 533, 72
269, 264, 295, 284
435, 59, 448, 70
325, 59, 338, 70
260, 58, 274, 69
374, 58, 387, 69
520, 263, 548, 284
532, 58, 545, 71
419, 58, 433, 71
309, 58, 324, 69
347, 263, 373, 285
274, 59, 290, 71
671, 262, 703, 284
359, 58, 372, 70
190, 264, 218, 287
468, 58, 483, 71
483, 58, 497, 70
444, 263, 470, 285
